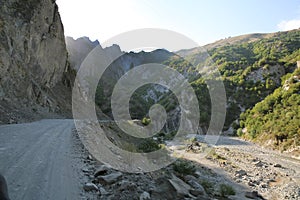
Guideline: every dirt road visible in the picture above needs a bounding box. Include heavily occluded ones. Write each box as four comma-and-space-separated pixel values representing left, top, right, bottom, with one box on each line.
0, 119, 82, 200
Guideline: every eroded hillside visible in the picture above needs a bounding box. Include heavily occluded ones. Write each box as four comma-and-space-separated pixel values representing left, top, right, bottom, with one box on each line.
0, 0, 75, 123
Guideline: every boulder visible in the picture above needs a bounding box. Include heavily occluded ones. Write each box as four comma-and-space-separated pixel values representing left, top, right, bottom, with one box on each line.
97, 172, 122, 184
186, 141, 203, 153
253, 160, 263, 167
245, 191, 265, 199
118, 180, 137, 191
150, 177, 177, 199
140, 191, 151, 200
235, 169, 247, 177
168, 174, 191, 197
82, 167, 90, 173
99, 187, 109, 195
94, 165, 109, 177
183, 175, 198, 182
274, 163, 282, 168
187, 179, 206, 196
87, 155, 93, 160
83, 183, 98, 192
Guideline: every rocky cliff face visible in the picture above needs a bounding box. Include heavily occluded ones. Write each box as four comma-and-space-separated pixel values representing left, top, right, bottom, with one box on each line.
0, 0, 73, 123
65, 36, 100, 70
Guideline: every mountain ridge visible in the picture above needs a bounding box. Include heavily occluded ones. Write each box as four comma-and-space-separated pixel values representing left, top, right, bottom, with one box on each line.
65, 30, 300, 147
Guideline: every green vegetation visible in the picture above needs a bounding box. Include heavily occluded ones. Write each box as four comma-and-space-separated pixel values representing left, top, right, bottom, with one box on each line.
164, 29, 300, 130
209, 30, 299, 128
141, 117, 151, 126
137, 138, 160, 153
172, 159, 196, 175
219, 184, 236, 197
94, 29, 300, 150
237, 128, 243, 137
158, 131, 177, 140
158, 91, 179, 113
239, 67, 300, 149
129, 84, 157, 119
199, 179, 214, 194
206, 149, 226, 161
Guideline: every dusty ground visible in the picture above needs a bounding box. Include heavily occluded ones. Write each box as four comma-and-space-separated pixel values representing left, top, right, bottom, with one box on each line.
0, 119, 88, 200
171, 135, 300, 200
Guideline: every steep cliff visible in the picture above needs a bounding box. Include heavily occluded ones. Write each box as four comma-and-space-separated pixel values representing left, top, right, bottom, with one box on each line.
65, 36, 100, 70
0, 0, 74, 123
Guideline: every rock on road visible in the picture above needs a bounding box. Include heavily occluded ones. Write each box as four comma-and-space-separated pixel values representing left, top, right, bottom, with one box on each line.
0, 119, 82, 200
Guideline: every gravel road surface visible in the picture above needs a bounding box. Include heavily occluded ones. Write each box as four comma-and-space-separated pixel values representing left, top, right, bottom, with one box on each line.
0, 119, 82, 200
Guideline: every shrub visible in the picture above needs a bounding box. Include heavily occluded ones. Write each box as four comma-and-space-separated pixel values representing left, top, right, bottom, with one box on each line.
164, 131, 177, 140
173, 160, 196, 175
237, 128, 243, 137
206, 149, 226, 161
141, 117, 151, 126
232, 122, 240, 130
200, 179, 214, 194
137, 139, 160, 153
219, 184, 236, 197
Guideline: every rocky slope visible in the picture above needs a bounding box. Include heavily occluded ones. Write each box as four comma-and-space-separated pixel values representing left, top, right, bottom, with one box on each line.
75, 122, 247, 200
0, 0, 74, 124
183, 136, 300, 200
65, 37, 174, 118
75, 122, 300, 200
65, 36, 100, 70
66, 36, 173, 74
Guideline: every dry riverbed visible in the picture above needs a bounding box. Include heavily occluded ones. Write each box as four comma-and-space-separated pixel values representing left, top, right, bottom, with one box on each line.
76, 122, 300, 200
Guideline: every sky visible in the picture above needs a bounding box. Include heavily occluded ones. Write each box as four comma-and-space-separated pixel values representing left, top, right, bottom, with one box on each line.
56, 0, 300, 51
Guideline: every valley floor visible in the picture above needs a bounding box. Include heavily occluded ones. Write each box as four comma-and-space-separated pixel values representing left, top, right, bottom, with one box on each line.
0, 120, 299, 200
170, 135, 300, 200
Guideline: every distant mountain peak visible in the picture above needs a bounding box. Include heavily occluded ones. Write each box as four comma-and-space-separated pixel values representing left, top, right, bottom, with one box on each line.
66, 36, 100, 46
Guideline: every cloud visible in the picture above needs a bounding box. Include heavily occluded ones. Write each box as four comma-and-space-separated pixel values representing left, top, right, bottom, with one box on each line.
277, 19, 300, 31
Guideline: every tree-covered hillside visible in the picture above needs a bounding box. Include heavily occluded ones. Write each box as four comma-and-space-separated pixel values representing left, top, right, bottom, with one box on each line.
92, 29, 300, 150
174, 29, 300, 131
239, 67, 300, 151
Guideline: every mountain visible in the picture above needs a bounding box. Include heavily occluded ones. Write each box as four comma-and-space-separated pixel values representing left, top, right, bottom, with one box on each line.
65, 37, 174, 117
65, 36, 172, 73
168, 29, 300, 132
168, 29, 300, 152
0, 0, 75, 123
65, 36, 100, 70
95, 48, 175, 118
176, 32, 276, 57
66, 30, 300, 150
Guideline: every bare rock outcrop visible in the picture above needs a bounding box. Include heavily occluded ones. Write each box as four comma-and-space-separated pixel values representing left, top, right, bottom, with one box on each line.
65, 36, 100, 70
0, 0, 74, 123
